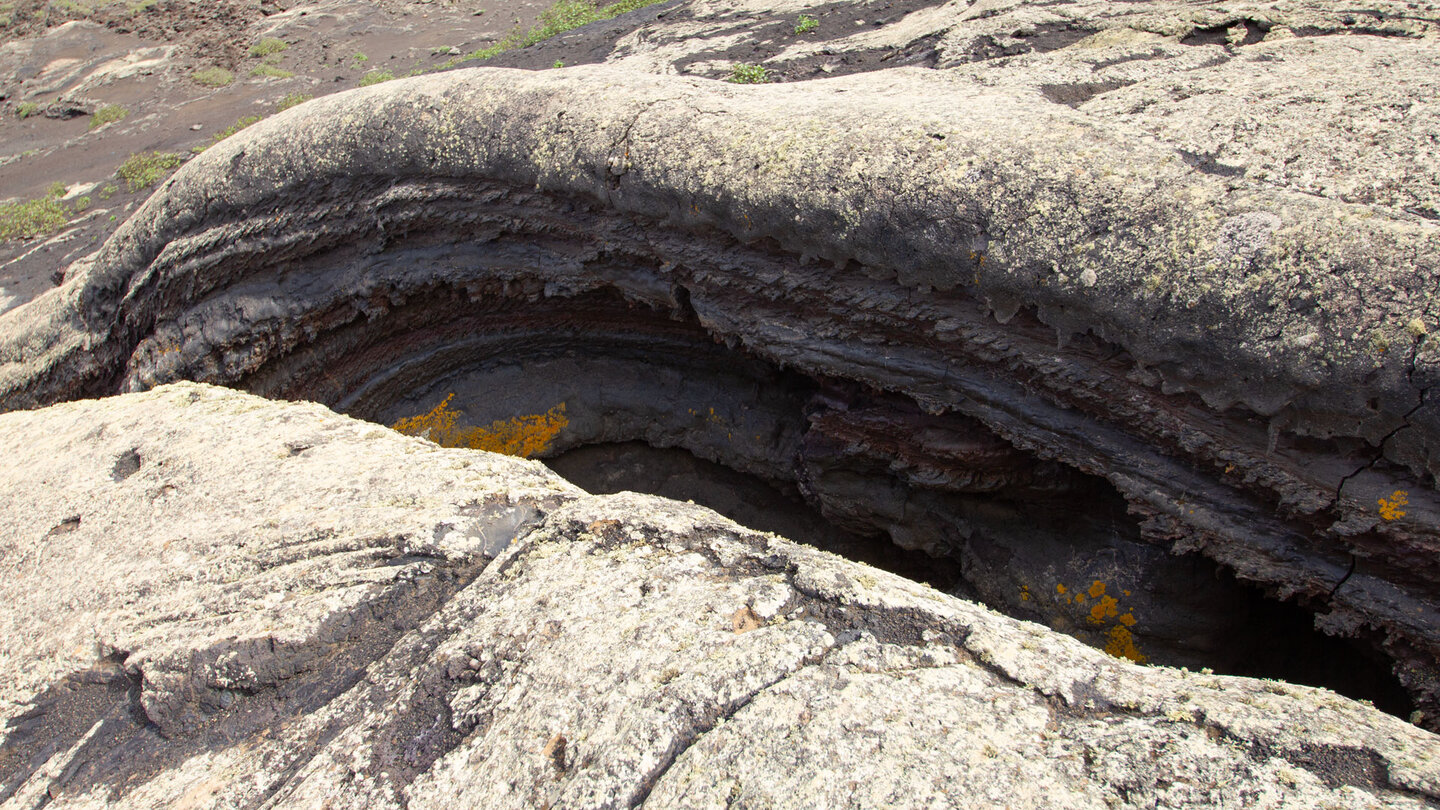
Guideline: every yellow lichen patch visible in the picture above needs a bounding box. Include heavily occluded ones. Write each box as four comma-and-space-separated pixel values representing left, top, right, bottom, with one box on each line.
1105, 625, 1147, 664
1051, 579, 1147, 663
1379, 490, 1409, 521
1019, 585, 1031, 601
392, 393, 462, 441
391, 393, 569, 458
1088, 594, 1119, 625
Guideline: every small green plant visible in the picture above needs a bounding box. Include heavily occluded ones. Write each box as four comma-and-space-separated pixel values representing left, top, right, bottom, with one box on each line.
727, 63, 769, 83
276, 91, 313, 112
249, 64, 293, 78
350, 51, 369, 66
89, 103, 128, 130
0, 183, 77, 240
462, 0, 668, 64
192, 67, 234, 87
553, 59, 564, 68
15, 101, 40, 118
794, 14, 818, 34
192, 114, 263, 152
116, 150, 185, 192
358, 69, 395, 86
248, 37, 288, 58
97, 183, 118, 199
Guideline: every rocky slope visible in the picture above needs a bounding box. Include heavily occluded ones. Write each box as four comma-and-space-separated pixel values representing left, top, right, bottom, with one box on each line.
1, 383, 1438, 808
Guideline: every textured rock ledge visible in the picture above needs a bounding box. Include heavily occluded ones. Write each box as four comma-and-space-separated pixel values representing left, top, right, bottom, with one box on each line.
1, 0, 1439, 727
0, 383, 1437, 808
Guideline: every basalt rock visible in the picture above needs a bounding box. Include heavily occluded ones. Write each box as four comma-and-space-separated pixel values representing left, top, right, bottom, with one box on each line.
1, 0, 1439, 729
1, 384, 1439, 808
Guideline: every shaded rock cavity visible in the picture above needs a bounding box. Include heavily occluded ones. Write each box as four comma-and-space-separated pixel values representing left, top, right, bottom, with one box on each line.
238, 281, 1408, 714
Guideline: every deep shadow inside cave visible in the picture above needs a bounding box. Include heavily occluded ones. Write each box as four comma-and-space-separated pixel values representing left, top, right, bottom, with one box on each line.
266, 287, 1411, 718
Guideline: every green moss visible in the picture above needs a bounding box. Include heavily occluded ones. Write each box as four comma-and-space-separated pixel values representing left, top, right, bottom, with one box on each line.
249, 64, 293, 78
116, 150, 185, 192
248, 37, 288, 58
276, 91, 312, 112
89, 103, 128, 130
727, 63, 769, 84
794, 14, 817, 34
0, 184, 77, 240
358, 69, 395, 87
15, 101, 40, 118
192, 67, 234, 87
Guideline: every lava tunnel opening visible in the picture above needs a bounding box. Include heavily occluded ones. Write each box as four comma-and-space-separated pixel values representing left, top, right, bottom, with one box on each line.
250, 285, 1414, 718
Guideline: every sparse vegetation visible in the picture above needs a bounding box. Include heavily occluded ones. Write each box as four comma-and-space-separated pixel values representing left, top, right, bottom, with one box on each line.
553, 59, 564, 68
0, 182, 80, 240
462, 0, 668, 64
249, 37, 288, 58
794, 14, 818, 34
116, 150, 185, 192
359, 69, 396, 86
192, 115, 263, 152
192, 67, 234, 87
350, 51, 369, 67
15, 101, 40, 118
250, 65, 294, 79
88, 103, 128, 130
728, 63, 769, 84
276, 92, 313, 112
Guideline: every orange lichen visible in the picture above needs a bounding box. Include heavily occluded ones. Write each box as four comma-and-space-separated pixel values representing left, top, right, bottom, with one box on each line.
1088, 594, 1119, 625
1379, 490, 1409, 521
391, 393, 568, 458
1050, 579, 1147, 663
1104, 625, 1147, 664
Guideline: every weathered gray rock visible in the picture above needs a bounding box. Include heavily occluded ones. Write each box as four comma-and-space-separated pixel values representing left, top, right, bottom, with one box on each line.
1, 384, 1439, 808
1, 0, 1439, 728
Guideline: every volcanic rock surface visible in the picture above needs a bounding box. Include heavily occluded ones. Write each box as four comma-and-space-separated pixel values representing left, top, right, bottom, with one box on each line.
1, 0, 1440, 795
1, 383, 1439, 808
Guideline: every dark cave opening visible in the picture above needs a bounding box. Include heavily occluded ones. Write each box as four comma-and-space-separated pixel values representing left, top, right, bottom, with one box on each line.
266, 286, 1415, 719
